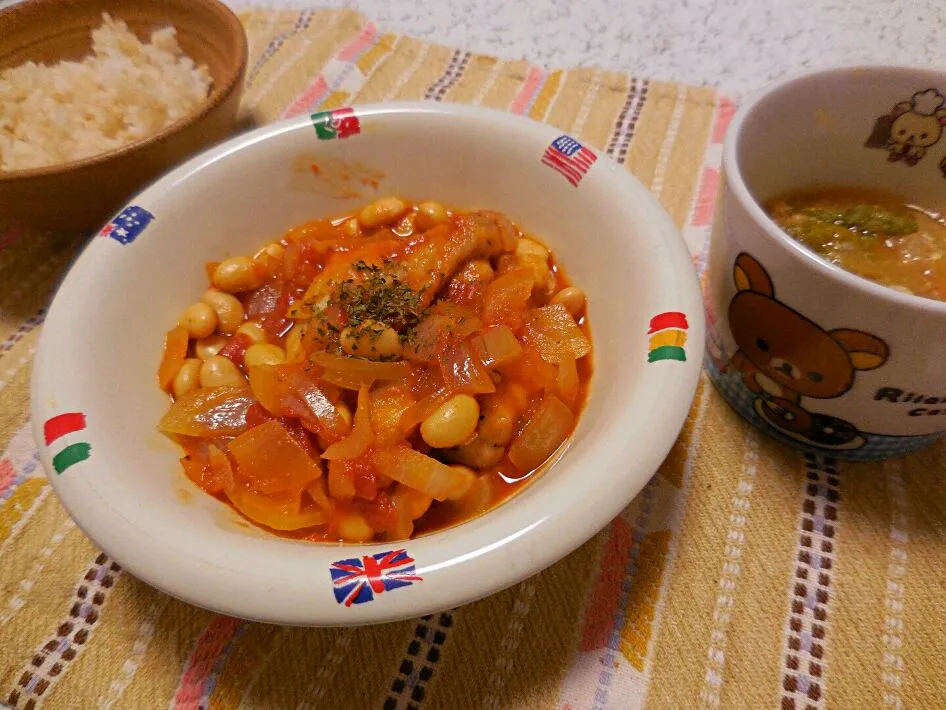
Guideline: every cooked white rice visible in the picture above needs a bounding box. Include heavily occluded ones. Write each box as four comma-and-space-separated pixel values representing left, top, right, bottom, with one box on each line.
0, 14, 212, 172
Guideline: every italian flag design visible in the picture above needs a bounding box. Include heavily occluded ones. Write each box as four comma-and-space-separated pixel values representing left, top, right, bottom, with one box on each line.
647, 311, 689, 363
44, 413, 91, 474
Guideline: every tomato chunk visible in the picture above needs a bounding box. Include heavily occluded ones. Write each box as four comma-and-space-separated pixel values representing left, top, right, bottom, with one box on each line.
228, 419, 323, 495
158, 326, 189, 392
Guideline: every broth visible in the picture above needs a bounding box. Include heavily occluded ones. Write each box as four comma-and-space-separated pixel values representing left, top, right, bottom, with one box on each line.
767, 187, 946, 301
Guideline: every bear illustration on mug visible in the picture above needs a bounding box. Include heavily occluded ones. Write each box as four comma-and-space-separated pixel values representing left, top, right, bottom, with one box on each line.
727, 253, 890, 450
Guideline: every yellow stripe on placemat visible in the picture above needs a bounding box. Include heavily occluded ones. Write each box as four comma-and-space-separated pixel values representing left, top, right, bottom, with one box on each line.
347, 37, 428, 104
0, 478, 47, 548
243, 10, 367, 122
644, 394, 802, 708
0, 329, 43, 452
828, 458, 890, 708
318, 33, 401, 111
0, 504, 93, 674
530, 69, 564, 121
652, 86, 716, 228
898, 446, 946, 709
538, 69, 596, 137
207, 620, 416, 709
429, 532, 606, 710
659, 378, 707, 489
460, 58, 529, 109
624, 82, 681, 190
0, 233, 80, 350
106, 599, 219, 709
579, 72, 636, 151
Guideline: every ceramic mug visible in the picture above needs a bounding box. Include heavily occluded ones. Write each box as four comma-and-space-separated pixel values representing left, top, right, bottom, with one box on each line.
705, 66, 946, 461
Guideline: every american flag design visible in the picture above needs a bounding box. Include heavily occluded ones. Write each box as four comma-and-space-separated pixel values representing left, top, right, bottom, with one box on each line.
541, 135, 598, 187
330, 549, 422, 606
97, 206, 155, 245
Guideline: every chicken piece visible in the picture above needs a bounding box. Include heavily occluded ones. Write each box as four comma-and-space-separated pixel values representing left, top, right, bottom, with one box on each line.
288, 211, 518, 320
286, 238, 400, 319
401, 211, 517, 303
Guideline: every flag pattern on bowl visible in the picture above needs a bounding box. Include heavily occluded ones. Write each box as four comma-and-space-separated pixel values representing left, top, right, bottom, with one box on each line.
330, 549, 422, 606
647, 312, 689, 363
311, 107, 362, 140
541, 135, 597, 186
43, 413, 91, 474
97, 206, 155, 245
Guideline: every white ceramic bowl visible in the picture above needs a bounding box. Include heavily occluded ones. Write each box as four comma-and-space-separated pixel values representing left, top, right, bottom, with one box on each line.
32, 102, 703, 626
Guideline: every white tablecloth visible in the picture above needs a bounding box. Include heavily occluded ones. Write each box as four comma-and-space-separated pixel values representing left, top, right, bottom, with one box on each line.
1, 0, 942, 96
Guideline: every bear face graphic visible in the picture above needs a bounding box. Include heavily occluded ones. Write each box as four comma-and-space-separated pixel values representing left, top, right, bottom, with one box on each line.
730, 292, 886, 400
726, 253, 890, 450
865, 88, 946, 166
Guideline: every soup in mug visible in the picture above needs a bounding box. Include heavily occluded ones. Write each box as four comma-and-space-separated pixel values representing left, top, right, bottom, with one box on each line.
767, 187, 946, 301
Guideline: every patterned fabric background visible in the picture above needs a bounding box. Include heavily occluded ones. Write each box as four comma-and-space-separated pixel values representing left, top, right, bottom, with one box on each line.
0, 8, 943, 709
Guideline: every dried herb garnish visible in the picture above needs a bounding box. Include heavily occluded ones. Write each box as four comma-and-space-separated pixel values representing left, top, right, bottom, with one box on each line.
331, 260, 427, 340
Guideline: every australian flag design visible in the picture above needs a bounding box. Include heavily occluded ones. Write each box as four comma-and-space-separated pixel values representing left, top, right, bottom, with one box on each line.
98, 206, 155, 245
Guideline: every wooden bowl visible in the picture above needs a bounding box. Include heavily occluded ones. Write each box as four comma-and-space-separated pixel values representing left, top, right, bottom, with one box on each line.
0, 0, 247, 232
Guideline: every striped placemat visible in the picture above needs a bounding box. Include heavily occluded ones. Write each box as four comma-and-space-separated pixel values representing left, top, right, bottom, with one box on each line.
0, 8, 943, 709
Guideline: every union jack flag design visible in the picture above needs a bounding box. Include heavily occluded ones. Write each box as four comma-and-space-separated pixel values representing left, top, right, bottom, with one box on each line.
329, 549, 422, 606
98, 206, 155, 245
541, 135, 598, 187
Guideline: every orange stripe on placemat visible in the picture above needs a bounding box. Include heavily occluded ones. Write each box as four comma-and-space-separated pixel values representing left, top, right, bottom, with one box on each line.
280, 22, 380, 118
710, 95, 738, 144
690, 166, 720, 229
170, 616, 247, 710
0, 459, 14, 497
337, 23, 378, 62
1, 421, 41, 502
684, 92, 736, 272
581, 477, 661, 705
509, 66, 548, 115
5, 552, 121, 709
578, 517, 634, 652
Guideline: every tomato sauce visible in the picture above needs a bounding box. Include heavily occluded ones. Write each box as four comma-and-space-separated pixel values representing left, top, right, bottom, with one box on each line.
158, 199, 593, 543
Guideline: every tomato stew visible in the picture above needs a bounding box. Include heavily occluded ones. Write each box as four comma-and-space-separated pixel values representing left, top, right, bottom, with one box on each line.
158, 198, 592, 542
